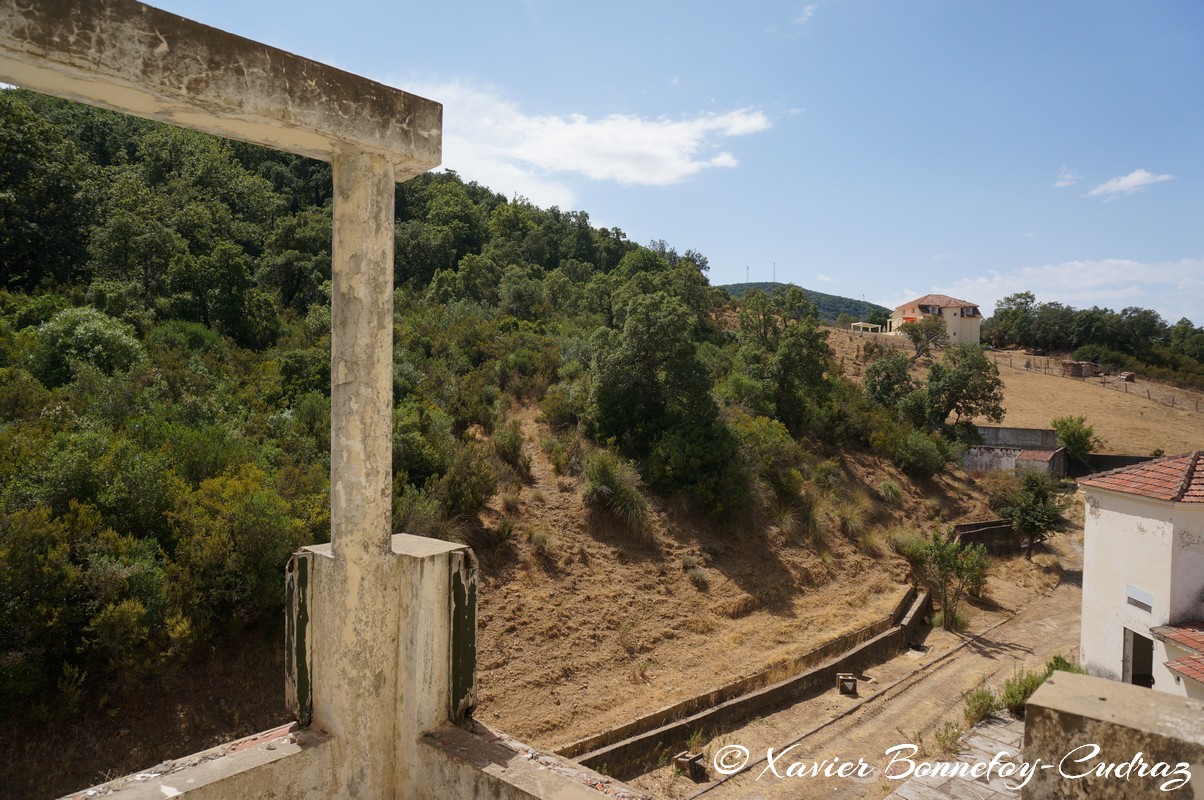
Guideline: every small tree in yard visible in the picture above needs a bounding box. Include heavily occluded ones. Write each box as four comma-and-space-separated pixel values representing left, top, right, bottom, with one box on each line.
1052, 415, 1104, 468
898, 316, 949, 360
1002, 471, 1063, 559
915, 529, 987, 630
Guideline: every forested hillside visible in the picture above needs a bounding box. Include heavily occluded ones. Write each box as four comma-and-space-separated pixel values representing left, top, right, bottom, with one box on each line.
0, 85, 1178, 733
0, 88, 1004, 719
719, 281, 890, 324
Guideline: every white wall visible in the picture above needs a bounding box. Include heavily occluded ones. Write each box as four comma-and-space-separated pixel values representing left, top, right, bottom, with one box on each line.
1081, 490, 1174, 683
1081, 488, 1204, 698
1170, 504, 1204, 622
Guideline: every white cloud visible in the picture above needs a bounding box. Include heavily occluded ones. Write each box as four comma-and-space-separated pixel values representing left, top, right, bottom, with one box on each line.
795, 4, 819, 25
933, 257, 1204, 323
1086, 168, 1174, 199
1053, 166, 1081, 188
393, 79, 771, 208
816, 273, 835, 283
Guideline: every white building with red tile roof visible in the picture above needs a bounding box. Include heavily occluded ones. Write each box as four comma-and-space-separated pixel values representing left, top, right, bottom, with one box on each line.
886, 294, 982, 344
1078, 452, 1204, 699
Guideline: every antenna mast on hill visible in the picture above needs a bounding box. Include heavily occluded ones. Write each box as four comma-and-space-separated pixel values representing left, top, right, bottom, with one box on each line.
746, 265, 749, 282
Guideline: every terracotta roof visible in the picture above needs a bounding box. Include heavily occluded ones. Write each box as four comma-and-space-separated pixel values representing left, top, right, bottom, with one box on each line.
1079, 452, 1204, 503
1016, 450, 1055, 462
1151, 621, 1204, 655
1164, 655, 1204, 685
896, 294, 979, 310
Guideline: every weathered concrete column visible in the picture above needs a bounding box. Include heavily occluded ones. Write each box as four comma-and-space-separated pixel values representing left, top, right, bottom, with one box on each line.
330, 146, 395, 564
309, 147, 399, 798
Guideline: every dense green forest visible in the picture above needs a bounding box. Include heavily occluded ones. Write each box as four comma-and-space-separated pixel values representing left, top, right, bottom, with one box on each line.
0, 86, 1167, 719
719, 281, 890, 325
984, 291, 1204, 389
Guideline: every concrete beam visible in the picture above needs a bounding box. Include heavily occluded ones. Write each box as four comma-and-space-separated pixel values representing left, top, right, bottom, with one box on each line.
0, 0, 440, 177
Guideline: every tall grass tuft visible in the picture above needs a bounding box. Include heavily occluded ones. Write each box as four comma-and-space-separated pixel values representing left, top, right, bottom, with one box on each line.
877, 479, 903, 504
583, 450, 649, 538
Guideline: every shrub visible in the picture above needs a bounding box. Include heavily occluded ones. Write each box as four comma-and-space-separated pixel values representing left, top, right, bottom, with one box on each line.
933, 720, 964, 754
394, 484, 446, 539
976, 471, 1020, 513
1046, 654, 1086, 675
438, 442, 497, 521
494, 516, 515, 546
526, 526, 556, 557
582, 449, 649, 535
686, 565, 709, 589
493, 419, 530, 475
546, 429, 587, 475
963, 681, 1001, 727
895, 431, 945, 479
730, 411, 805, 500
32, 306, 146, 387
1052, 415, 1104, 467
540, 380, 588, 429
1000, 667, 1047, 717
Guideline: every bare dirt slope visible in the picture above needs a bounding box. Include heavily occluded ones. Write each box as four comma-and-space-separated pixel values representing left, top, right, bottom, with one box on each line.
828, 330, 1204, 455
469, 406, 993, 750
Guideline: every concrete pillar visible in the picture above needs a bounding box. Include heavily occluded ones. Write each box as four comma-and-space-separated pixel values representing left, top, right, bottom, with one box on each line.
309, 148, 399, 798
330, 146, 395, 565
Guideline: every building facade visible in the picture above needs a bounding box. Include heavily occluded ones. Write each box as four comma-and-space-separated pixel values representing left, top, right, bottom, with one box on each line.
887, 293, 982, 344
1078, 452, 1204, 699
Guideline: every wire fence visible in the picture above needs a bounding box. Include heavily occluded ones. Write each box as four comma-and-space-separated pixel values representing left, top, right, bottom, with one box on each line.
989, 353, 1204, 415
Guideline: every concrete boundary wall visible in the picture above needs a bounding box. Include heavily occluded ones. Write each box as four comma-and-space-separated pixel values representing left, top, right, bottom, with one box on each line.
569, 588, 931, 777
955, 519, 1024, 555
975, 426, 1057, 450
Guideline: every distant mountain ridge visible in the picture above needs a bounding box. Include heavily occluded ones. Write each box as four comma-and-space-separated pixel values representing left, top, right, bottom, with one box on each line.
719, 282, 890, 323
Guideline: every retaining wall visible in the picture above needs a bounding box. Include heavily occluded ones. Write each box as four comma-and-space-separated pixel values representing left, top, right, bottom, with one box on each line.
567, 588, 931, 777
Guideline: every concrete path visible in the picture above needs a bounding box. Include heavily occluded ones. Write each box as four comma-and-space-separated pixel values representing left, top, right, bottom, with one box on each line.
883, 718, 1026, 800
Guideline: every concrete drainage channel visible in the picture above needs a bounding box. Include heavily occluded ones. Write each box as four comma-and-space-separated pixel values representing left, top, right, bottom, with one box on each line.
556, 586, 931, 779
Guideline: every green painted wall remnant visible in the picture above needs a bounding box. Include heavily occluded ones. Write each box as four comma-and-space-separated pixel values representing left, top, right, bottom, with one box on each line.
285, 551, 313, 726
449, 550, 477, 722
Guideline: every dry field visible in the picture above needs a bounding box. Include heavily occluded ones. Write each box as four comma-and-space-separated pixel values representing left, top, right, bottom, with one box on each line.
985, 360, 1204, 455
829, 329, 1204, 455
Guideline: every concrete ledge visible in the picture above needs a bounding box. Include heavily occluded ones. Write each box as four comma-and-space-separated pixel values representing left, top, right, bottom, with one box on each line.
0, 0, 440, 176
418, 723, 650, 800
1022, 671, 1204, 799
62, 724, 334, 800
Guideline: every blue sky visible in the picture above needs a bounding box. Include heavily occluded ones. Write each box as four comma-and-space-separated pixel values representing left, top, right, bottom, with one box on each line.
150, 0, 1204, 323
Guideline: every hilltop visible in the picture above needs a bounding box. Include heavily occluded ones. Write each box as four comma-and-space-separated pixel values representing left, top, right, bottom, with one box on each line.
719, 281, 890, 323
